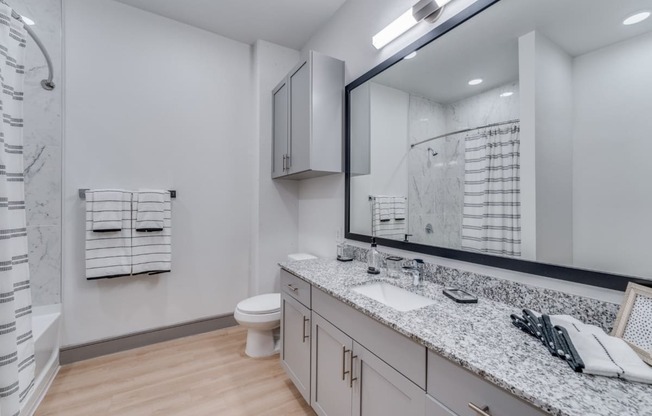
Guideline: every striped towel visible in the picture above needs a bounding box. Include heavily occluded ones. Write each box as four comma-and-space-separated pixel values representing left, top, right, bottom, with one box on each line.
88, 190, 124, 232
372, 196, 406, 239
135, 190, 165, 231
393, 197, 406, 221
85, 190, 132, 279
132, 191, 172, 275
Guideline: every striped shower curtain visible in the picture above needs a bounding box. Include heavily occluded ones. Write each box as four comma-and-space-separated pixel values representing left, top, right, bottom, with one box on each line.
462, 125, 521, 257
0, 4, 35, 415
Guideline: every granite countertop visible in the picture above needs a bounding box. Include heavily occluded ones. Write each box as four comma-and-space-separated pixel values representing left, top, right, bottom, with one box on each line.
279, 258, 652, 416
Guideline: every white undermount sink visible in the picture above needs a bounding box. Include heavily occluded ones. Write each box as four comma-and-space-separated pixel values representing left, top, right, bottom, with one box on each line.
351, 282, 436, 312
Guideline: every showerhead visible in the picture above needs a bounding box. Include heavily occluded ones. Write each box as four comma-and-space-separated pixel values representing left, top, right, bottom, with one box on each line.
427, 147, 438, 157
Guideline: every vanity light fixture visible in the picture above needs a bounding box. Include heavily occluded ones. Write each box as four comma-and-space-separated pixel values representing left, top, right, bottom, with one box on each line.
372, 0, 453, 49
500, 91, 514, 97
623, 11, 650, 25
20, 15, 35, 25
468, 78, 483, 86
404, 51, 418, 60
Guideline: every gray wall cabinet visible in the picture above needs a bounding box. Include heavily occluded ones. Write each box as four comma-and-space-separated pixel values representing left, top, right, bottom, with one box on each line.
272, 51, 344, 180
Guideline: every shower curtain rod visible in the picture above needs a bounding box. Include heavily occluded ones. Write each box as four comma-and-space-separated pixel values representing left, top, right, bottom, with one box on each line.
1, 0, 55, 90
410, 118, 519, 149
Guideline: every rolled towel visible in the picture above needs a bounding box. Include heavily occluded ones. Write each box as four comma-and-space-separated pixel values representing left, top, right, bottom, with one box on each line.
88, 190, 125, 232
135, 190, 166, 232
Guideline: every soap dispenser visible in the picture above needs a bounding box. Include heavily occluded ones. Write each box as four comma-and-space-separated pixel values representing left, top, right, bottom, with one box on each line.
367, 237, 382, 274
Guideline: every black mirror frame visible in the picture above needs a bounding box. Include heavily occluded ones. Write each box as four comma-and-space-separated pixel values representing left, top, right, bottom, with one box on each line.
344, 0, 649, 291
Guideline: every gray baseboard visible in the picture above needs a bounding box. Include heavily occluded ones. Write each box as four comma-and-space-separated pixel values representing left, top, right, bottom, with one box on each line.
60, 314, 237, 364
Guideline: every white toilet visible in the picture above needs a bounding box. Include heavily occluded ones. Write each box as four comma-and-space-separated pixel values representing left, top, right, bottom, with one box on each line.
234, 253, 317, 358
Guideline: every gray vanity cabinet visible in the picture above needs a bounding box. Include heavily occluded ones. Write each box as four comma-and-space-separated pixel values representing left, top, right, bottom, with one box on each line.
311, 312, 354, 416
280, 293, 311, 403
271, 50, 344, 180
352, 341, 426, 416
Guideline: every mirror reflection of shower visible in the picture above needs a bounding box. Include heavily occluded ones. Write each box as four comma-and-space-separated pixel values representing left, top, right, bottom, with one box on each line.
426, 147, 438, 167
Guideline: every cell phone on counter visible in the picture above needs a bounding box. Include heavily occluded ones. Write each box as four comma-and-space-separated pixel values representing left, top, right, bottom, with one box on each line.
443, 288, 478, 304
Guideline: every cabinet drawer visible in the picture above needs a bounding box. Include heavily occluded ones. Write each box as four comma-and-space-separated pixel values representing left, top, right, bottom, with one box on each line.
427, 351, 547, 416
313, 287, 426, 389
281, 269, 311, 308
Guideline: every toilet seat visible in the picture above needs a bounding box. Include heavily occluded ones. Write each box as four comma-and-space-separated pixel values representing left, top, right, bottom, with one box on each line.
236, 293, 280, 315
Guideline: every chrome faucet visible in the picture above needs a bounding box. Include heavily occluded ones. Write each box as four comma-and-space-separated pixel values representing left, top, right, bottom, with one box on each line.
409, 269, 421, 287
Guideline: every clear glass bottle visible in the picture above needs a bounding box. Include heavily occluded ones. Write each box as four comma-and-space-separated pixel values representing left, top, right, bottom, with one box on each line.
367, 238, 382, 274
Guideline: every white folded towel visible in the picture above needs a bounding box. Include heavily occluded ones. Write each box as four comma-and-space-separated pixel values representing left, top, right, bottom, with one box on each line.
374, 196, 392, 221
87, 190, 125, 232
131, 192, 172, 275
86, 190, 132, 279
135, 190, 166, 231
558, 316, 652, 384
393, 196, 406, 220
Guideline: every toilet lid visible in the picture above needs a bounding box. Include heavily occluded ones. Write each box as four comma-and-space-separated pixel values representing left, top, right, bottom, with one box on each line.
237, 293, 281, 314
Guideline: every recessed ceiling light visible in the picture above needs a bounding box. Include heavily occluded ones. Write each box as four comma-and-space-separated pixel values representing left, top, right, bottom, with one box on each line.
21, 15, 35, 26
623, 11, 650, 25
500, 92, 514, 97
468, 78, 483, 86
404, 51, 418, 60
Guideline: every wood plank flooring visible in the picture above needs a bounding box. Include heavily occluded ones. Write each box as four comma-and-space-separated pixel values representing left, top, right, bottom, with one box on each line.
36, 326, 316, 416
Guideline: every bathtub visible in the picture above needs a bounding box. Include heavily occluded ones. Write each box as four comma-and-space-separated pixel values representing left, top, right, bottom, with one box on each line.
22, 304, 61, 416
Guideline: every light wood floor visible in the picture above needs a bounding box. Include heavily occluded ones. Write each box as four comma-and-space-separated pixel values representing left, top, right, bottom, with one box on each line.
36, 326, 316, 416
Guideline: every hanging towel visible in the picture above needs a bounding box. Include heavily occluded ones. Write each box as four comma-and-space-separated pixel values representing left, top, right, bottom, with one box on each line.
132, 191, 172, 275
85, 190, 132, 279
87, 190, 125, 232
371, 196, 406, 239
374, 196, 393, 221
135, 190, 166, 231
393, 196, 406, 221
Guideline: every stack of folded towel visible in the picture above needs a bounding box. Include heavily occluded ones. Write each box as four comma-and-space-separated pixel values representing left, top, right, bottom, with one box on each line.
511, 310, 652, 384
132, 190, 171, 275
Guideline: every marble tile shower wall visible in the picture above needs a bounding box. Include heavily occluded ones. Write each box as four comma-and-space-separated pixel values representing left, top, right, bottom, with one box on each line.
15, 0, 62, 306
348, 245, 619, 332
407, 82, 519, 248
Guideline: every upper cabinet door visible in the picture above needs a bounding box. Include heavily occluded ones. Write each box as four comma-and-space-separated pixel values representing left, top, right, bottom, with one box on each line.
272, 79, 289, 179
289, 61, 311, 175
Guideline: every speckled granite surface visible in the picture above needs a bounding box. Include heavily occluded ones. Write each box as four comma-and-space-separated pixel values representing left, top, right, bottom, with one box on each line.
348, 245, 619, 332
280, 258, 652, 416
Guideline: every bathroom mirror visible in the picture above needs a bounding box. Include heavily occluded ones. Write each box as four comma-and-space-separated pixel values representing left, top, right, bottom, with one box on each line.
346, 0, 652, 290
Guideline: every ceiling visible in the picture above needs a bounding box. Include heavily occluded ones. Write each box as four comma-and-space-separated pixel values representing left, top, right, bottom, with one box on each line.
373, 0, 652, 104
113, 0, 348, 50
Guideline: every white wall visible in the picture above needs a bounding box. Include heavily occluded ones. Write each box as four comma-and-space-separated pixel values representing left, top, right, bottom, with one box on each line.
63, 0, 254, 346
573, 32, 652, 278
350, 83, 410, 236
519, 31, 574, 265
250, 40, 301, 296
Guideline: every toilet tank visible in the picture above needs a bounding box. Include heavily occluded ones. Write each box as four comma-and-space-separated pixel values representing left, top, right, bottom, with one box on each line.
287, 253, 317, 261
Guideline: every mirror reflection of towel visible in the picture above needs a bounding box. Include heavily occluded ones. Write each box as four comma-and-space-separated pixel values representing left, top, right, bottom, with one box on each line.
393, 197, 406, 221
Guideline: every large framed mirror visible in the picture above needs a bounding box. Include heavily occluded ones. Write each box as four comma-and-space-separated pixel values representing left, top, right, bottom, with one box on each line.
345, 0, 652, 290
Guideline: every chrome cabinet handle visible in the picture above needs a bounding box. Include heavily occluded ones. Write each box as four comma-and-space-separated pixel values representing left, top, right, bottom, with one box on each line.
342, 346, 351, 381
282, 155, 287, 171
350, 353, 358, 388
468, 403, 492, 416
302, 316, 309, 343
286, 154, 291, 170
287, 284, 298, 292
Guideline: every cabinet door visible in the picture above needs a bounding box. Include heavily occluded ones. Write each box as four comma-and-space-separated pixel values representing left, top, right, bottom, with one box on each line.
288, 60, 311, 174
281, 293, 311, 402
272, 79, 289, 178
352, 341, 426, 416
311, 312, 353, 416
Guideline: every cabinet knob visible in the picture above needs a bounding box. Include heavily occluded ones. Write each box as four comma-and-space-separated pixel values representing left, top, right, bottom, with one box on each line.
468, 403, 492, 416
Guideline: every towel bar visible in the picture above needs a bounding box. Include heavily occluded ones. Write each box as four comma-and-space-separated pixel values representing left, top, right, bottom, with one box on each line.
79, 189, 177, 199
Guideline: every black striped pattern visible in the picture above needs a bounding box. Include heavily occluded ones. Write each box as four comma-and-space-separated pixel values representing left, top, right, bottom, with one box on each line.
461, 125, 521, 257
371, 196, 407, 239
0, 5, 35, 413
